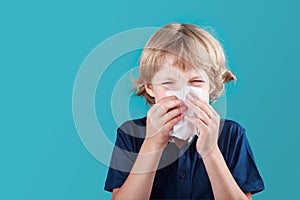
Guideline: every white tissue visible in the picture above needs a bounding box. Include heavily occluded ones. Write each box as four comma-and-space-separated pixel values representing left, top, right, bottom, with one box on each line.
165, 86, 208, 142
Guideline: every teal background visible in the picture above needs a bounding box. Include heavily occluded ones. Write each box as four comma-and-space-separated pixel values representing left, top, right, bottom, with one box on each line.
1, 0, 299, 199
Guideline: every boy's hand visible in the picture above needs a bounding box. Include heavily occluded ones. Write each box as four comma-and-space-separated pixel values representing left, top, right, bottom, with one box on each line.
144, 96, 187, 151
184, 93, 220, 158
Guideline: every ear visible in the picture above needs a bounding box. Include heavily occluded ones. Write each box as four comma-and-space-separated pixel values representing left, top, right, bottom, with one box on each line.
144, 83, 155, 98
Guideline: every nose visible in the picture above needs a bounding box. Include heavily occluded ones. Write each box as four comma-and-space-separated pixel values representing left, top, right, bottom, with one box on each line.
169, 81, 191, 91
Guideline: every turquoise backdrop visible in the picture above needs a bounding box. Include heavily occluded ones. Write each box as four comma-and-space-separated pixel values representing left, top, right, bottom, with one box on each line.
1, 0, 299, 199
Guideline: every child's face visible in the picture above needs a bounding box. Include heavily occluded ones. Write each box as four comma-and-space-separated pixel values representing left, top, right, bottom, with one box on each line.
145, 60, 210, 103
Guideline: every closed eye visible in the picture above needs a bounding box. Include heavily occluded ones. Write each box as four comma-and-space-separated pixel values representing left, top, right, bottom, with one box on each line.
190, 80, 205, 83
190, 80, 205, 87
161, 81, 175, 85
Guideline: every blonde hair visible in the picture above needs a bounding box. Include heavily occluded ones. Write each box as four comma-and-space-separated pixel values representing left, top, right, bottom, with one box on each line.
133, 22, 236, 105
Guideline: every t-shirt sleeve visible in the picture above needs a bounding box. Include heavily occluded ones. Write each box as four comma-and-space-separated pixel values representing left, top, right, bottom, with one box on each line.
222, 122, 265, 194
104, 122, 142, 192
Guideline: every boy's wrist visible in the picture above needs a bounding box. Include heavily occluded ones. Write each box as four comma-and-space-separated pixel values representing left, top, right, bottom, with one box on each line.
142, 138, 165, 153
202, 145, 220, 161
131, 140, 164, 173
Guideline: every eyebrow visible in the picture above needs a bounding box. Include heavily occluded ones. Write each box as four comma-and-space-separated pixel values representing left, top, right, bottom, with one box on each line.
157, 77, 177, 81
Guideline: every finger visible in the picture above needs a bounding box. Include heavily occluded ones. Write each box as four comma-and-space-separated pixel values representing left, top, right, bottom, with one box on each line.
208, 103, 219, 117
187, 93, 221, 125
187, 93, 212, 115
150, 95, 179, 113
164, 114, 184, 135
164, 104, 187, 124
186, 93, 212, 119
185, 115, 208, 134
185, 99, 210, 126
155, 99, 184, 117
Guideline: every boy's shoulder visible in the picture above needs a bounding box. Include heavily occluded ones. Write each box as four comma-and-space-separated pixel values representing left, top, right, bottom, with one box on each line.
219, 118, 247, 141
118, 117, 147, 139
121, 117, 243, 126
119, 117, 246, 136
119, 117, 245, 131
221, 118, 245, 129
120, 116, 147, 128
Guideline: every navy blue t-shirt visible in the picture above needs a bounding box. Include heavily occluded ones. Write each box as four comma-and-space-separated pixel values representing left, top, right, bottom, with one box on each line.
105, 117, 264, 199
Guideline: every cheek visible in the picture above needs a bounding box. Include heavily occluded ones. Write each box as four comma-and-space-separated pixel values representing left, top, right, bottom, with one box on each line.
154, 87, 169, 102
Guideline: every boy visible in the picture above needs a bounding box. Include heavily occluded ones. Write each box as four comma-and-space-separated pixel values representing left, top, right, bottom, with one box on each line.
105, 22, 264, 199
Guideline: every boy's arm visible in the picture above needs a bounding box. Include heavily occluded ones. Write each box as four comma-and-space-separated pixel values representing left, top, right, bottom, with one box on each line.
185, 93, 254, 200
112, 96, 185, 200
112, 141, 163, 200
203, 145, 252, 200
